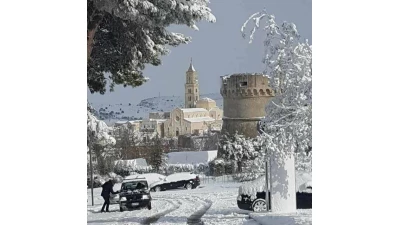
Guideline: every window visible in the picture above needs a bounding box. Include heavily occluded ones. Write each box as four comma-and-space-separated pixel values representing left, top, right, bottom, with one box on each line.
189, 96, 191, 101
196, 96, 198, 101
188, 89, 192, 94
196, 89, 197, 93
239, 81, 248, 87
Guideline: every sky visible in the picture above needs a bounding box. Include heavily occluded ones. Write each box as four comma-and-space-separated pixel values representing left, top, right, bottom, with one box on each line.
87, 0, 312, 105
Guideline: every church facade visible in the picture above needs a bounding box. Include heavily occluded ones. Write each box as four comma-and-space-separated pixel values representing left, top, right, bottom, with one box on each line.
163, 59, 223, 137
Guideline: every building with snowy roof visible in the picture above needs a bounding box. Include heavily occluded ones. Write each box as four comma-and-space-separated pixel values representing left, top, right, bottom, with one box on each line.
159, 59, 223, 137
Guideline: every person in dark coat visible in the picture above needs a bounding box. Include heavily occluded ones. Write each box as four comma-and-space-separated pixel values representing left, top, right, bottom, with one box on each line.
100, 179, 119, 212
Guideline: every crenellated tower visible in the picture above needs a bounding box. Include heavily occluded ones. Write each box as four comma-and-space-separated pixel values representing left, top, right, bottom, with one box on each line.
220, 73, 274, 137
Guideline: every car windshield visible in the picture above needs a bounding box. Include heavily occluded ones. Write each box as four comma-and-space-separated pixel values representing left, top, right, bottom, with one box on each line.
121, 181, 148, 191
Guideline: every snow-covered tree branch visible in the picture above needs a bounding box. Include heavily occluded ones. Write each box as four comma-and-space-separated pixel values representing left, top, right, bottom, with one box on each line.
241, 10, 312, 160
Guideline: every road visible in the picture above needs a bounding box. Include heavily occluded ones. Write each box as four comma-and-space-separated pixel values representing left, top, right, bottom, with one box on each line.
87, 182, 259, 225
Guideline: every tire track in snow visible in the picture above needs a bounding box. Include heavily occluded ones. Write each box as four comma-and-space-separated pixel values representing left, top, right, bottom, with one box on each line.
141, 198, 181, 225
186, 198, 213, 225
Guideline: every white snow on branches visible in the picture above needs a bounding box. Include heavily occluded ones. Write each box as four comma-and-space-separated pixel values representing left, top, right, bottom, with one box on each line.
241, 10, 312, 160
88, 110, 116, 146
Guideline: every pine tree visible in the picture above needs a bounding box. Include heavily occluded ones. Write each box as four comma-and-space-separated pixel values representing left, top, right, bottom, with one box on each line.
149, 135, 168, 173
87, 0, 216, 94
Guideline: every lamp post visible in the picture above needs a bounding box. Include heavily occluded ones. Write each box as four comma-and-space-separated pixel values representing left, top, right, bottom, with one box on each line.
88, 131, 95, 206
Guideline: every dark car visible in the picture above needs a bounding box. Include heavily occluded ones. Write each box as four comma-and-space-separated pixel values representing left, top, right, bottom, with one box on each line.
119, 178, 152, 211
237, 174, 312, 212
150, 172, 200, 192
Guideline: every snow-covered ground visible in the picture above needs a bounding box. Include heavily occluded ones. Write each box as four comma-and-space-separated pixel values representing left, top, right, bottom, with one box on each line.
87, 180, 311, 225
88, 182, 257, 225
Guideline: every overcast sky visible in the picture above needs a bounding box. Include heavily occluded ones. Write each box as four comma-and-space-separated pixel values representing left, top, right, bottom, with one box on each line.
88, 0, 312, 105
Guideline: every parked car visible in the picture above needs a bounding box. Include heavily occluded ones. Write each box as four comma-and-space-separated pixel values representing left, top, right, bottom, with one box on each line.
150, 172, 200, 192
237, 172, 312, 212
118, 178, 152, 211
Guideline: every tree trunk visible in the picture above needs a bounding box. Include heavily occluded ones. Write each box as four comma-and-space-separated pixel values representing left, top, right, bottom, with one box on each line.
87, 12, 103, 62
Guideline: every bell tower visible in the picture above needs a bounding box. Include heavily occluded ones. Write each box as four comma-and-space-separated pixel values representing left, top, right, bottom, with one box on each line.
185, 58, 200, 108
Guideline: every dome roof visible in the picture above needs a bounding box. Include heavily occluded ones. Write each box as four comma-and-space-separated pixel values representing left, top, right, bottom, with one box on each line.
198, 97, 215, 102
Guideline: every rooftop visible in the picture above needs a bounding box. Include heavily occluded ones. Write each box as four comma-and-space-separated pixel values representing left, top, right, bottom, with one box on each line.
184, 117, 215, 123
198, 97, 215, 102
187, 58, 195, 72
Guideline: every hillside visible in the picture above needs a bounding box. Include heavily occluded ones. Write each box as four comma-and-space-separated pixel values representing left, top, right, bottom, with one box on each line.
89, 93, 223, 125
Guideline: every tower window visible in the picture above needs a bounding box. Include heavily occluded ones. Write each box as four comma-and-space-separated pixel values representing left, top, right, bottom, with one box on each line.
196, 96, 198, 101
196, 89, 197, 93
189, 96, 191, 101
188, 89, 192, 94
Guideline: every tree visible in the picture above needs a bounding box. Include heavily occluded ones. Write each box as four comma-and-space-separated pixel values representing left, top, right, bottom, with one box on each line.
87, 0, 216, 94
149, 135, 168, 173
218, 132, 262, 172
242, 10, 311, 213
241, 10, 312, 160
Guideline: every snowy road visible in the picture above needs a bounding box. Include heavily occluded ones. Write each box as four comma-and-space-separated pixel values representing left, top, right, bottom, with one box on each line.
87, 182, 258, 225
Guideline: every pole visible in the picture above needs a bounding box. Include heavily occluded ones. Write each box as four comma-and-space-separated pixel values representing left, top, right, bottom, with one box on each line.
265, 152, 269, 212
89, 135, 94, 206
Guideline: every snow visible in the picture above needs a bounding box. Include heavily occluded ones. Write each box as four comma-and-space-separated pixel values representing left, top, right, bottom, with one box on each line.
184, 116, 215, 122
238, 171, 312, 200
150, 172, 197, 187
199, 97, 215, 102
250, 209, 312, 225
89, 93, 223, 126
167, 150, 218, 164
181, 108, 208, 113
88, 179, 308, 225
114, 158, 148, 168
165, 172, 197, 182
124, 173, 166, 187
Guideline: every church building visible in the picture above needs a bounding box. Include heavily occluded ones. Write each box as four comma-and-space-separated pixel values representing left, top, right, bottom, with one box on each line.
163, 59, 223, 137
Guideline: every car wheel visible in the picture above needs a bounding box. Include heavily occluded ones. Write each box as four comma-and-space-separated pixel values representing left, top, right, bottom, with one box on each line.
185, 183, 193, 190
154, 186, 161, 192
147, 202, 152, 210
252, 199, 267, 212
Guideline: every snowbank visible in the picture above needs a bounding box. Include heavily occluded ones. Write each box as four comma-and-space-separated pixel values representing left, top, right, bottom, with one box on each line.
167, 150, 217, 165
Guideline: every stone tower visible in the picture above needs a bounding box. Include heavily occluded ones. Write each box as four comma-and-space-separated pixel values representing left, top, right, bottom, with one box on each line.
220, 73, 274, 138
185, 58, 200, 108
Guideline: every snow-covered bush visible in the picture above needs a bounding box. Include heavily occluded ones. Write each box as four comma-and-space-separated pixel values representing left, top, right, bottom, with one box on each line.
163, 163, 209, 175
218, 133, 262, 172
295, 151, 312, 172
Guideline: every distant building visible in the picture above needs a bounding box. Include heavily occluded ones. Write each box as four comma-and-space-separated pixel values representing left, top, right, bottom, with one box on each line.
140, 119, 166, 137
149, 112, 171, 120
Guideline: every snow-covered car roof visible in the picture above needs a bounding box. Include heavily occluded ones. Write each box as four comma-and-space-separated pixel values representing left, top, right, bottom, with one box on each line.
238, 171, 312, 198
150, 172, 198, 188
